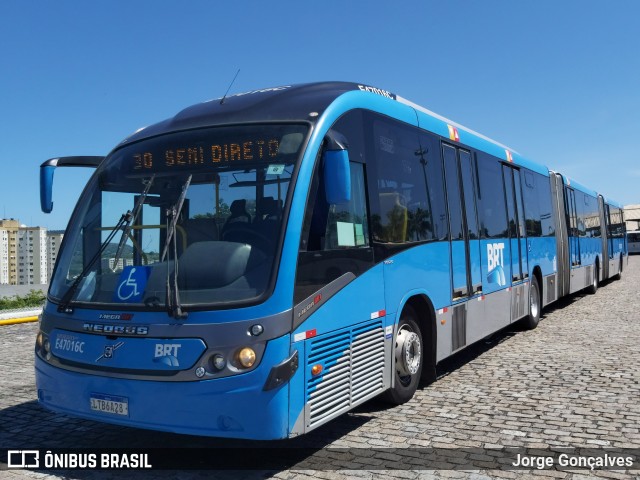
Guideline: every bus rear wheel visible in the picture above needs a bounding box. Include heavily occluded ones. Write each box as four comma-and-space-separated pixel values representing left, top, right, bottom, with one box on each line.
382, 306, 423, 405
523, 276, 541, 330
616, 257, 623, 280
587, 263, 599, 294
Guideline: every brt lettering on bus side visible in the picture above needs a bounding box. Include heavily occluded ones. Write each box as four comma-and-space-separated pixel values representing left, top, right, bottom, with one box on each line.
487, 242, 507, 287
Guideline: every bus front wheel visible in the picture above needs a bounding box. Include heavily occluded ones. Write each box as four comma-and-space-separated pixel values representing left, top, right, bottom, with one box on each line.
383, 306, 423, 405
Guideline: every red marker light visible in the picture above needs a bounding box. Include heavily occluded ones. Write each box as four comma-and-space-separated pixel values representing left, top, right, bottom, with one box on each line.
448, 125, 460, 142
505, 150, 513, 163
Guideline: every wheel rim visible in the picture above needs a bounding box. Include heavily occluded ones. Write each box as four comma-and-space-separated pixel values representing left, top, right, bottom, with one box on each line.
530, 283, 539, 319
395, 325, 421, 386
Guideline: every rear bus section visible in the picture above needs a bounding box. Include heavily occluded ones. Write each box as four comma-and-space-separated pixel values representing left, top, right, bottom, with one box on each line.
628, 231, 640, 255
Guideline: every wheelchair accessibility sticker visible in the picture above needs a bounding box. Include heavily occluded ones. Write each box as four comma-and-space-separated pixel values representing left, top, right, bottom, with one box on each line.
113, 266, 151, 303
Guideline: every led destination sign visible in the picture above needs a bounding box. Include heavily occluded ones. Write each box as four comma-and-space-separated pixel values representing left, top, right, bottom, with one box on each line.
133, 138, 281, 171
119, 124, 307, 175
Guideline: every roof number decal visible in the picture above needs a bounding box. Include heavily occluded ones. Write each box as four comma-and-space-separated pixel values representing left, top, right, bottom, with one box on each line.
357, 84, 396, 100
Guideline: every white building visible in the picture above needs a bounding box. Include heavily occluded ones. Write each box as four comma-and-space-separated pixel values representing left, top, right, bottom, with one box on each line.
0, 219, 20, 285
47, 230, 65, 280
17, 226, 48, 285
0, 219, 66, 285
0, 229, 9, 284
624, 204, 640, 231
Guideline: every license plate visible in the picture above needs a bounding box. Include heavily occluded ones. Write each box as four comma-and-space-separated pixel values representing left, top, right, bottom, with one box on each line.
90, 393, 129, 416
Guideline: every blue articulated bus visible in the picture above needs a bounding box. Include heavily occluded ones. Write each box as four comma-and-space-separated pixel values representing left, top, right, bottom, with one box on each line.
35, 82, 628, 439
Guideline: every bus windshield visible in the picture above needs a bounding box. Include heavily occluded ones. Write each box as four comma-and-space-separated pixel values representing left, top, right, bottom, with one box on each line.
49, 123, 308, 310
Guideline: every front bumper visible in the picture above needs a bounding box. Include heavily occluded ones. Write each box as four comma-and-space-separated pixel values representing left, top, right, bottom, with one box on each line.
35, 334, 292, 440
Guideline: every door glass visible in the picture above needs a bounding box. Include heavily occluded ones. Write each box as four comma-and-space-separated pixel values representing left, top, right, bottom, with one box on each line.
443, 144, 468, 299
459, 151, 482, 293
513, 169, 527, 278
502, 166, 522, 281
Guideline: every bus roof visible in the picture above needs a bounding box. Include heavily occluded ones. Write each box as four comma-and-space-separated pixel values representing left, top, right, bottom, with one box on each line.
119, 81, 550, 176
119, 82, 358, 146
558, 175, 599, 198
603, 197, 624, 209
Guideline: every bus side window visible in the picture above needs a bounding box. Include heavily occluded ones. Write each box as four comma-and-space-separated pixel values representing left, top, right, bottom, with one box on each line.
476, 153, 509, 239
302, 161, 370, 252
366, 116, 444, 245
523, 170, 542, 237
324, 163, 370, 250
294, 111, 374, 304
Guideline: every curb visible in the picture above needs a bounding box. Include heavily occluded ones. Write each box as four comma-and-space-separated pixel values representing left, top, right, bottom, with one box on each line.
0, 316, 39, 326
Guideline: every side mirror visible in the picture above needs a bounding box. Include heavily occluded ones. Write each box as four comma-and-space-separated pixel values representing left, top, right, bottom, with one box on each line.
323, 131, 351, 205
40, 164, 56, 214
40, 156, 104, 213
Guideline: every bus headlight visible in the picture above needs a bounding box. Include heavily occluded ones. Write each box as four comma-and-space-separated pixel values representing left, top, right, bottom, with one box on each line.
42, 338, 52, 361
237, 347, 256, 368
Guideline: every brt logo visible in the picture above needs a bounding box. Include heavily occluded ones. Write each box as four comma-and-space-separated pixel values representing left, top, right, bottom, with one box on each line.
487, 243, 507, 287
153, 343, 182, 367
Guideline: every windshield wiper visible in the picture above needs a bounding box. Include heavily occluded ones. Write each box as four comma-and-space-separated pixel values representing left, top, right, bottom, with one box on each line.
112, 175, 155, 271
57, 212, 131, 313
57, 177, 156, 313
162, 175, 192, 320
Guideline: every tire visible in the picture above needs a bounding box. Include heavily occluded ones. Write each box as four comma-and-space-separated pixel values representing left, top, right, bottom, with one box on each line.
523, 276, 541, 330
614, 256, 623, 280
619, 257, 624, 278
382, 306, 423, 405
587, 263, 599, 294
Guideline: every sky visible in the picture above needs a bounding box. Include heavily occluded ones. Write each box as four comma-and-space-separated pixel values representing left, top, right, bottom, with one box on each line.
1, 0, 639, 230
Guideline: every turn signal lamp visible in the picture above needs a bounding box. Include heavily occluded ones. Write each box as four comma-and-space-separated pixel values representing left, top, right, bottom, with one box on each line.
311, 364, 323, 376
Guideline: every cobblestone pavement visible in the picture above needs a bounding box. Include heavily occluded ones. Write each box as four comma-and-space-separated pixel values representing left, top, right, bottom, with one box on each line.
1, 258, 639, 479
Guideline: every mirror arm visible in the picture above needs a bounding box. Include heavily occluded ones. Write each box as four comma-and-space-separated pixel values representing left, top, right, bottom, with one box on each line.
39, 156, 104, 213
324, 130, 349, 152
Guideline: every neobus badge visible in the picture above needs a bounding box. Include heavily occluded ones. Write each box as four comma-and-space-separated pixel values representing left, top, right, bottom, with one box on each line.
83, 323, 149, 336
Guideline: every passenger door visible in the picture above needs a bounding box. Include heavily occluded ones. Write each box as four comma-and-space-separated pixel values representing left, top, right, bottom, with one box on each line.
502, 165, 529, 283
565, 187, 582, 266
442, 144, 482, 302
